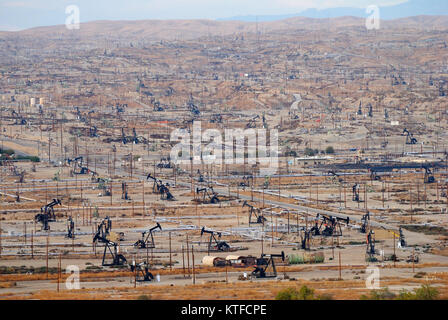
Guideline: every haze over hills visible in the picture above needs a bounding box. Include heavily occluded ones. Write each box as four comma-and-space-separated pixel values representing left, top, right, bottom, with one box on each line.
220, 0, 448, 22
1, 15, 448, 43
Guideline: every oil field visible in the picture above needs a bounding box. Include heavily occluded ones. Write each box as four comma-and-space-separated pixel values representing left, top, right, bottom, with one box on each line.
0, 6, 448, 301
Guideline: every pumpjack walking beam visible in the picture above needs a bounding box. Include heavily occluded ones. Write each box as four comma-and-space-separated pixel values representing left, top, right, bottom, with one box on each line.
134, 223, 162, 249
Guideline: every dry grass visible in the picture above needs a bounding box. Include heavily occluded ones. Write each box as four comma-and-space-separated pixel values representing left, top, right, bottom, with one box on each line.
5, 274, 448, 300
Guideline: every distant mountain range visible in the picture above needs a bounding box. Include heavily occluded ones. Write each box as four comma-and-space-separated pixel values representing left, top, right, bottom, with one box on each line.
219, 0, 448, 22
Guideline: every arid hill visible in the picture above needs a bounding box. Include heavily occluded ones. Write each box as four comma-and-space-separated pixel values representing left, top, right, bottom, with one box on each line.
1, 15, 447, 42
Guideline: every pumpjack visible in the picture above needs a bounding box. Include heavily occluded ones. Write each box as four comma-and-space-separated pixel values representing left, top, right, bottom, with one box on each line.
246, 115, 260, 129
134, 223, 162, 249
360, 212, 370, 234
196, 187, 219, 204
93, 225, 127, 267
366, 230, 376, 261
423, 166, 435, 184
66, 216, 75, 239
67, 156, 94, 175
157, 157, 173, 169
328, 170, 344, 183
252, 251, 285, 278
239, 175, 252, 188
147, 174, 175, 200
121, 182, 130, 200
121, 128, 130, 144
160, 184, 175, 201
93, 218, 126, 267
197, 170, 205, 183
370, 169, 381, 181
352, 183, 360, 202
301, 229, 311, 250
147, 173, 162, 193
89, 126, 99, 138
367, 104, 373, 117
403, 128, 417, 145
398, 227, 406, 248
310, 214, 349, 237
187, 95, 200, 116
242, 201, 267, 225
35, 199, 61, 231
357, 101, 363, 115
97, 216, 112, 236
210, 114, 222, 124
130, 261, 154, 282
200, 227, 231, 252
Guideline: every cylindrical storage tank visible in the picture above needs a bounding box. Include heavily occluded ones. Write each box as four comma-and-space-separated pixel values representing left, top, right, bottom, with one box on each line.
39, 97, 44, 105
202, 256, 217, 267
30, 97, 36, 106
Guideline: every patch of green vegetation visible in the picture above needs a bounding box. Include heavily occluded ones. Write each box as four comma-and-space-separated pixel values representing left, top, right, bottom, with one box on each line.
360, 287, 396, 300
275, 285, 333, 300
397, 285, 439, 300
361, 285, 439, 300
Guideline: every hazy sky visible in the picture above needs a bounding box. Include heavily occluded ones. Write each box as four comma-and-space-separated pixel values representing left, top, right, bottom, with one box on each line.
0, 0, 410, 31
